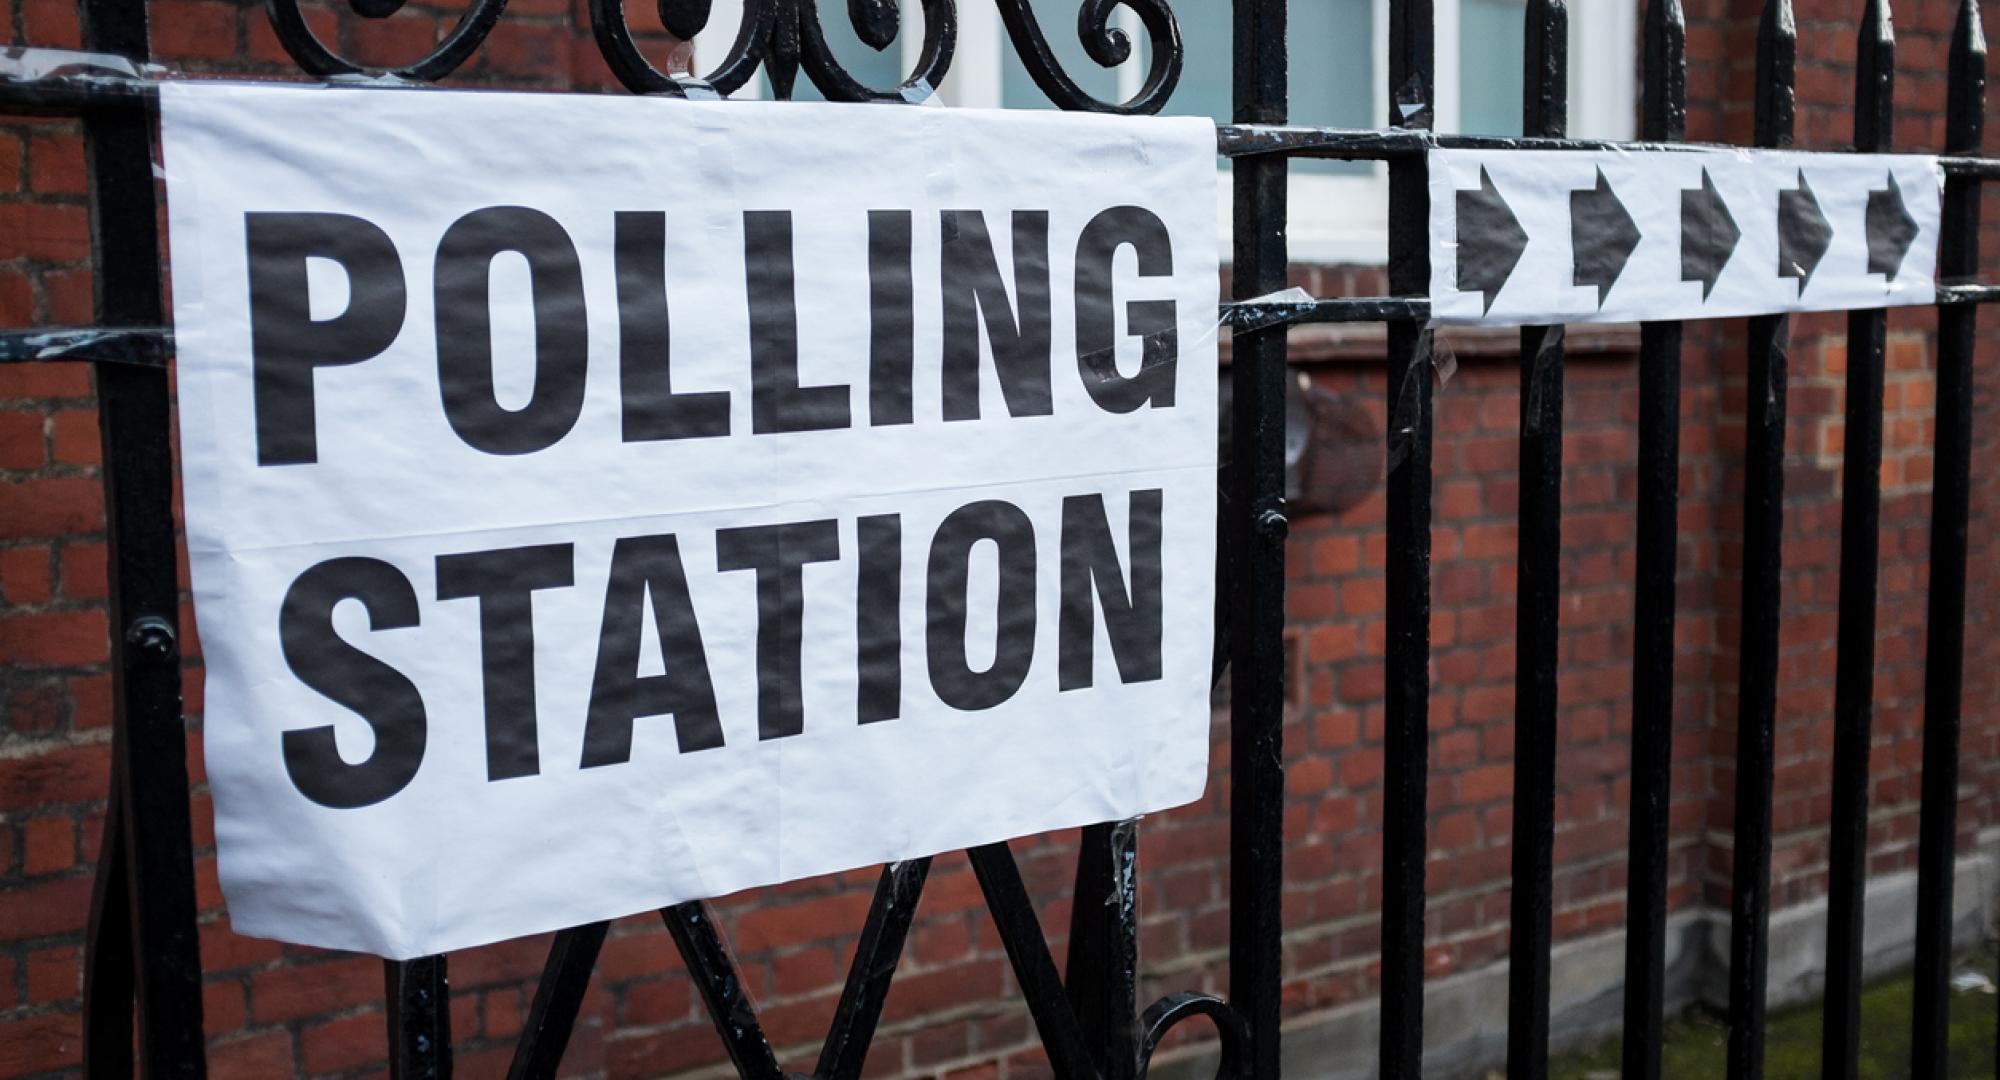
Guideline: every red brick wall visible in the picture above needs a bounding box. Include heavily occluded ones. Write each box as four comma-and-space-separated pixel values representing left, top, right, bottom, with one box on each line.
4, 1, 2000, 1078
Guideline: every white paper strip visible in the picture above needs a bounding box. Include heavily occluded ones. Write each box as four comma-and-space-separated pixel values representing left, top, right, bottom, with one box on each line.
1427, 147, 1943, 326
160, 82, 1220, 958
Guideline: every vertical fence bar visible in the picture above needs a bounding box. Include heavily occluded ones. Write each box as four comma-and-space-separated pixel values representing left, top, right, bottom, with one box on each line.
386, 957, 453, 1080
1229, 0, 1288, 1076
1065, 822, 1139, 1080
1621, 4, 1686, 1079
74, 0, 207, 1069
1380, 2, 1434, 1078
1507, 3, 1567, 1079
1822, 6, 1895, 1080
1725, 5, 1796, 1080
1911, 4, 1985, 1077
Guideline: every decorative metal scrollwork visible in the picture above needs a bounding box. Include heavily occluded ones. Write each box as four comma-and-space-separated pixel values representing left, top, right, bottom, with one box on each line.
993, 0, 1180, 113
263, 0, 510, 80
262, 0, 1182, 111
1138, 991, 1251, 1079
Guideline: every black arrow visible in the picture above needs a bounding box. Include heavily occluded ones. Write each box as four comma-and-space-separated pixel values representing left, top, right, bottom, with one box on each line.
1571, 167, 1641, 308
1865, 171, 1918, 280
1778, 169, 1833, 291
1456, 166, 1527, 314
1680, 167, 1739, 300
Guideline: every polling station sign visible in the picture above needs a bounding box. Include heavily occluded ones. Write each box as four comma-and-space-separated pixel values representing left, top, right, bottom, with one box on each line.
159, 82, 1219, 958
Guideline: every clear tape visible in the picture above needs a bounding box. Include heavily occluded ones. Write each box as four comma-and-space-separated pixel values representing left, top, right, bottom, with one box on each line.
0, 45, 167, 80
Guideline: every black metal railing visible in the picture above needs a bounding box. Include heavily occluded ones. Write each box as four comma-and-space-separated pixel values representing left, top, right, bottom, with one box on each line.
0, 0, 1992, 1077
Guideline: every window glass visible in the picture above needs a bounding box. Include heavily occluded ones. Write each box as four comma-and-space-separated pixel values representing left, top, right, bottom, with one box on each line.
788, 3, 910, 101
998, 0, 1129, 108
1457, 0, 1525, 135
1000, 0, 1374, 176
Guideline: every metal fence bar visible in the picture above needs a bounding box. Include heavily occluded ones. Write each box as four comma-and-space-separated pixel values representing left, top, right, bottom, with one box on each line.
506, 921, 609, 1080
73, 0, 208, 1068
818, 859, 932, 1080
1620, 5, 1687, 1078
386, 957, 453, 1080
1821, 6, 1895, 1080
1380, 2, 1435, 1077
1912, 4, 1987, 1077
1229, 0, 1289, 1077
1065, 822, 1139, 1080
1507, 3, 1568, 1077
1726, 5, 1797, 1079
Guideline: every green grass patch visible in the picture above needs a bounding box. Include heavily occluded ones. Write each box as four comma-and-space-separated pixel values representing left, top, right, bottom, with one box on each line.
1550, 963, 1997, 1080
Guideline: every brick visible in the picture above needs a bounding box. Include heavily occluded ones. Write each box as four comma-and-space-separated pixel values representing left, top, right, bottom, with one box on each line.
0, 268, 32, 323
0, 132, 20, 193
0, 609, 109, 666
50, 408, 99, 464
302, 1010, 387, 1076
7, 683, 64, 735
42, 269, 93, 324
731, 890, 875, 951
56, 540, 106, 599
0, 202, 89, 262
0, 543, 54, 603
0, 476, 104, 538
250, 955, 384, 1023
0, 1012, 81, 1075
0, 873, 93, 940
150, 0, 242, 61
23, 814, 75, 874
210, 1031, 293, 1080
0, 740, 111, 812
27, 945, 79, 1003
27, 132, 87, 196
0, 409, 45, 468
0, 361, 92, 400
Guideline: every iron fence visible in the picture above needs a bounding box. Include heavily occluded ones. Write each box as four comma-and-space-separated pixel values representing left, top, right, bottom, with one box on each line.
0, 0, 1991, 1077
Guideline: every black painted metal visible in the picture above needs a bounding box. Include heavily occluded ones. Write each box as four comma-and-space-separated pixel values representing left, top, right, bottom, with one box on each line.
7, 0, 1996, 1075
1621, 5, 1685, 1080
1822, 7, 1894, 1080
507, 922, 609, 1080
1507, 4, 1566, 1078
1380, 2, 1435, 1077
819, 860, 932, 1080
72, 0, 207, 1070
1726, 6, 1796, 1080
386, 957, 453, 1080
1912, 5, 1986, 1078
1066, 822, 1139, 1080
1228, 0, 1287, 1076
664, 902, 787, 1080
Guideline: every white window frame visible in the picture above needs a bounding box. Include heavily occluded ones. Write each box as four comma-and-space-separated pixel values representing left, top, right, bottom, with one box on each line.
699, 0, 1635, 266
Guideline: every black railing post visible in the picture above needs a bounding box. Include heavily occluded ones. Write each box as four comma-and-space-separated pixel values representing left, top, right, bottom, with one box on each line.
1911, 3, 1984, 1077
1726, 4, 1795, 1079
74, 0, 207, 1069
1066, 821, 1140, 1080
1508, 3, 1567, 1077
1822, 6, 1894, 1080
1229, 0, 1289, 1076
1380, 2, 1434, 1078
386, 957, 453, 1080
1621, 5, 1686, 1080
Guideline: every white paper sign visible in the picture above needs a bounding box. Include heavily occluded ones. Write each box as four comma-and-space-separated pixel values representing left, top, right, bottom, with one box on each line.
1428, 148, 1943, 326
160, 82, 1219, 958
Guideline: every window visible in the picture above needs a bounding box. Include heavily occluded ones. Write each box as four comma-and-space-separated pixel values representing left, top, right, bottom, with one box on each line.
699, 0, 1635, 264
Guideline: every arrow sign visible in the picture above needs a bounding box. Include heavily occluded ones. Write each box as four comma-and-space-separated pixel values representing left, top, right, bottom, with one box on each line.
1778, 169, 1833, 291
1681, 167, 1740, 300
1866, 171, 1919, 280
1571, 167, 1641, 308
1429, 147, 1942, 326
1455, 166, 1527, 313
